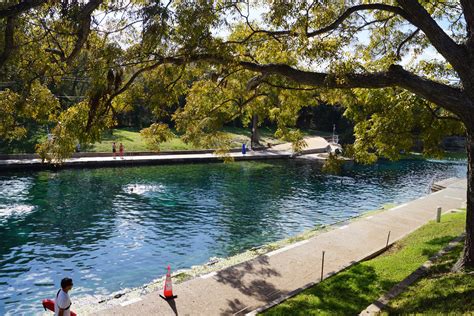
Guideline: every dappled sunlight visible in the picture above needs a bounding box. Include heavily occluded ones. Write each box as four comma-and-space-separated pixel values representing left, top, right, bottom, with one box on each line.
265, 211, 467, 315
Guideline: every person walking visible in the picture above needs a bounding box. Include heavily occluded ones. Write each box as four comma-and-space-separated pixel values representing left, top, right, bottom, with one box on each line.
55, 277, 73, 316
119, 142, 124, 159
112, 142, 117, 159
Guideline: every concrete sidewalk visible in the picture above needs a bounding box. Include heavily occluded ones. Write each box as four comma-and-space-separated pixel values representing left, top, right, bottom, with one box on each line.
0, 150, 292, 171
0, 136, 333, 171
90, 179, 466, 316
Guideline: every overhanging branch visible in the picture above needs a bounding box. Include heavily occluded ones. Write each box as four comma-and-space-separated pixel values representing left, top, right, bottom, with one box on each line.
397, 28, 420, 59
461, 0, 474, 49
237, 61, 470, 115
306, 4, 408, 37
0, 16, 15, 68
72, 43, 473, 140
423, 104, 462, 122
65, 0, 103, 66
226, 2, 468, 85
396, 0, 467, 77
0, 0, 46, 19
102, 54, 472, 124
225, 3, 407, 44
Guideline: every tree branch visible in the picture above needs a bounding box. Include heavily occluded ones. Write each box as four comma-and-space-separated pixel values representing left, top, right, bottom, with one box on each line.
0, 0, 46, 19
396, 0, 467, 78
423, 104, 462, 122
232, 60, 471, 116
396, 28, 420, 59
261, 80, 319, 91
107, 60, 164, 101
0, 16, 15, 69
461, 0, 474, 49
65, 0, 103, 66
306, 4, 408, 37
226, 2, 468, 84
225, 4, 407, 45
103, 54, 471, 125
353, 15, 395, 33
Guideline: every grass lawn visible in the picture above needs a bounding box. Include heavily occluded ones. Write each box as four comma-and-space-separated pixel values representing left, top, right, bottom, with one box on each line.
0, 125, 332, 153
264, 210, 469, 316
87, 128, 195, 152
384, 241, 474, 314
87, 126, 288, 152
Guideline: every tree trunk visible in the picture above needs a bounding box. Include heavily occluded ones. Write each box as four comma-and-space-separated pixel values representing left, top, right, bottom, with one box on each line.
251, 114, 260, 150
460, 129, 474, 269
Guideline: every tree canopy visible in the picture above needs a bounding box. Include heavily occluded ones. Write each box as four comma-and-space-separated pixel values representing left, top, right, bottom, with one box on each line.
0, 0, 466, 156
1, 0, 474, 267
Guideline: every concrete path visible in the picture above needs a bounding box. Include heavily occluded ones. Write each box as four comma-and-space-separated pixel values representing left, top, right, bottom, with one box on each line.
0, 137, 334, 171
90, 179, 466, 316
271, 136, 330, 152
0, 149, 292, 170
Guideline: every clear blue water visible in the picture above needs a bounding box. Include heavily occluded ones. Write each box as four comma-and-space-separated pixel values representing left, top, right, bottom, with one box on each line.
0, 159, 466, 314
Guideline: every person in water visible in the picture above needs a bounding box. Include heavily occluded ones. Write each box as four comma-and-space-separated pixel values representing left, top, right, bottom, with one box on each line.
119, 142, 124, 159
55, 277, 73, 316
112, 142, 117, 159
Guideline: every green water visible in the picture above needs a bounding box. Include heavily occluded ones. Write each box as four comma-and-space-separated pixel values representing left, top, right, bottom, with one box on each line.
0, 159, 466, 314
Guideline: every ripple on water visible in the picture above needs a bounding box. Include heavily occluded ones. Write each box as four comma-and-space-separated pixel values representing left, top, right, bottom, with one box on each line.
0, 159, 467, 314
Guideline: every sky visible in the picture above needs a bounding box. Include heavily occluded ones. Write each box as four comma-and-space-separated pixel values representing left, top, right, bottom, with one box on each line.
212, 2, 446, 69
92, 1, 454, 74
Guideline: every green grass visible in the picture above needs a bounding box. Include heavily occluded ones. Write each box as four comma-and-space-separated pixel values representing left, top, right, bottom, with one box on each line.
87, 127, 290, 152
0, 125, 331, 153
264, 210, 468, 316
88, 128, 148, 152
87, 128, 196, 152
384, 243, 474, 314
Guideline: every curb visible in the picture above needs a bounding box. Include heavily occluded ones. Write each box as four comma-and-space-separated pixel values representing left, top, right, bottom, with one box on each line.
245, 208, 463, 316
244, 244, 394, 316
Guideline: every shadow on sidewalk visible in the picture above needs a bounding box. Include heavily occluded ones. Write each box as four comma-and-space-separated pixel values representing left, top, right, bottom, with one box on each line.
215, 255, 283, 314
164, 298, 178, 315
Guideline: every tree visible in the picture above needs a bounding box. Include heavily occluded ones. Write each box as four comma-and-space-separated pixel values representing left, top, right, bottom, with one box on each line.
0, 1, 473, 268
211, 0, 474, 269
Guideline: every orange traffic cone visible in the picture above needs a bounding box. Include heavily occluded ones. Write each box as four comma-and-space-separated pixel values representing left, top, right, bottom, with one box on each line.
160, 265, 177, 300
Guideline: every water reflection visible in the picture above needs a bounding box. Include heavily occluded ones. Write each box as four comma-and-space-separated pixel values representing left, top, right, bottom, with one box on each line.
0, 159, 466, 314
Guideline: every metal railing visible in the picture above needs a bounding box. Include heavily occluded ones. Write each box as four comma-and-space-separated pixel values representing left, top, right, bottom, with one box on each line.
321, 135, 339, 144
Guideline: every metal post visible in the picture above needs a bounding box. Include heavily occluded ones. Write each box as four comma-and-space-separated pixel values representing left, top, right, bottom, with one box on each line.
436, 206, 442, 223
321, 251, 325, 281
332, 124, 336, 143
386, 231, 391, 248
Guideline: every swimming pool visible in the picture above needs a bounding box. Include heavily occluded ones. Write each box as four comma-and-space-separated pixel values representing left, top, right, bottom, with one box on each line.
0, 158, 466, 314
